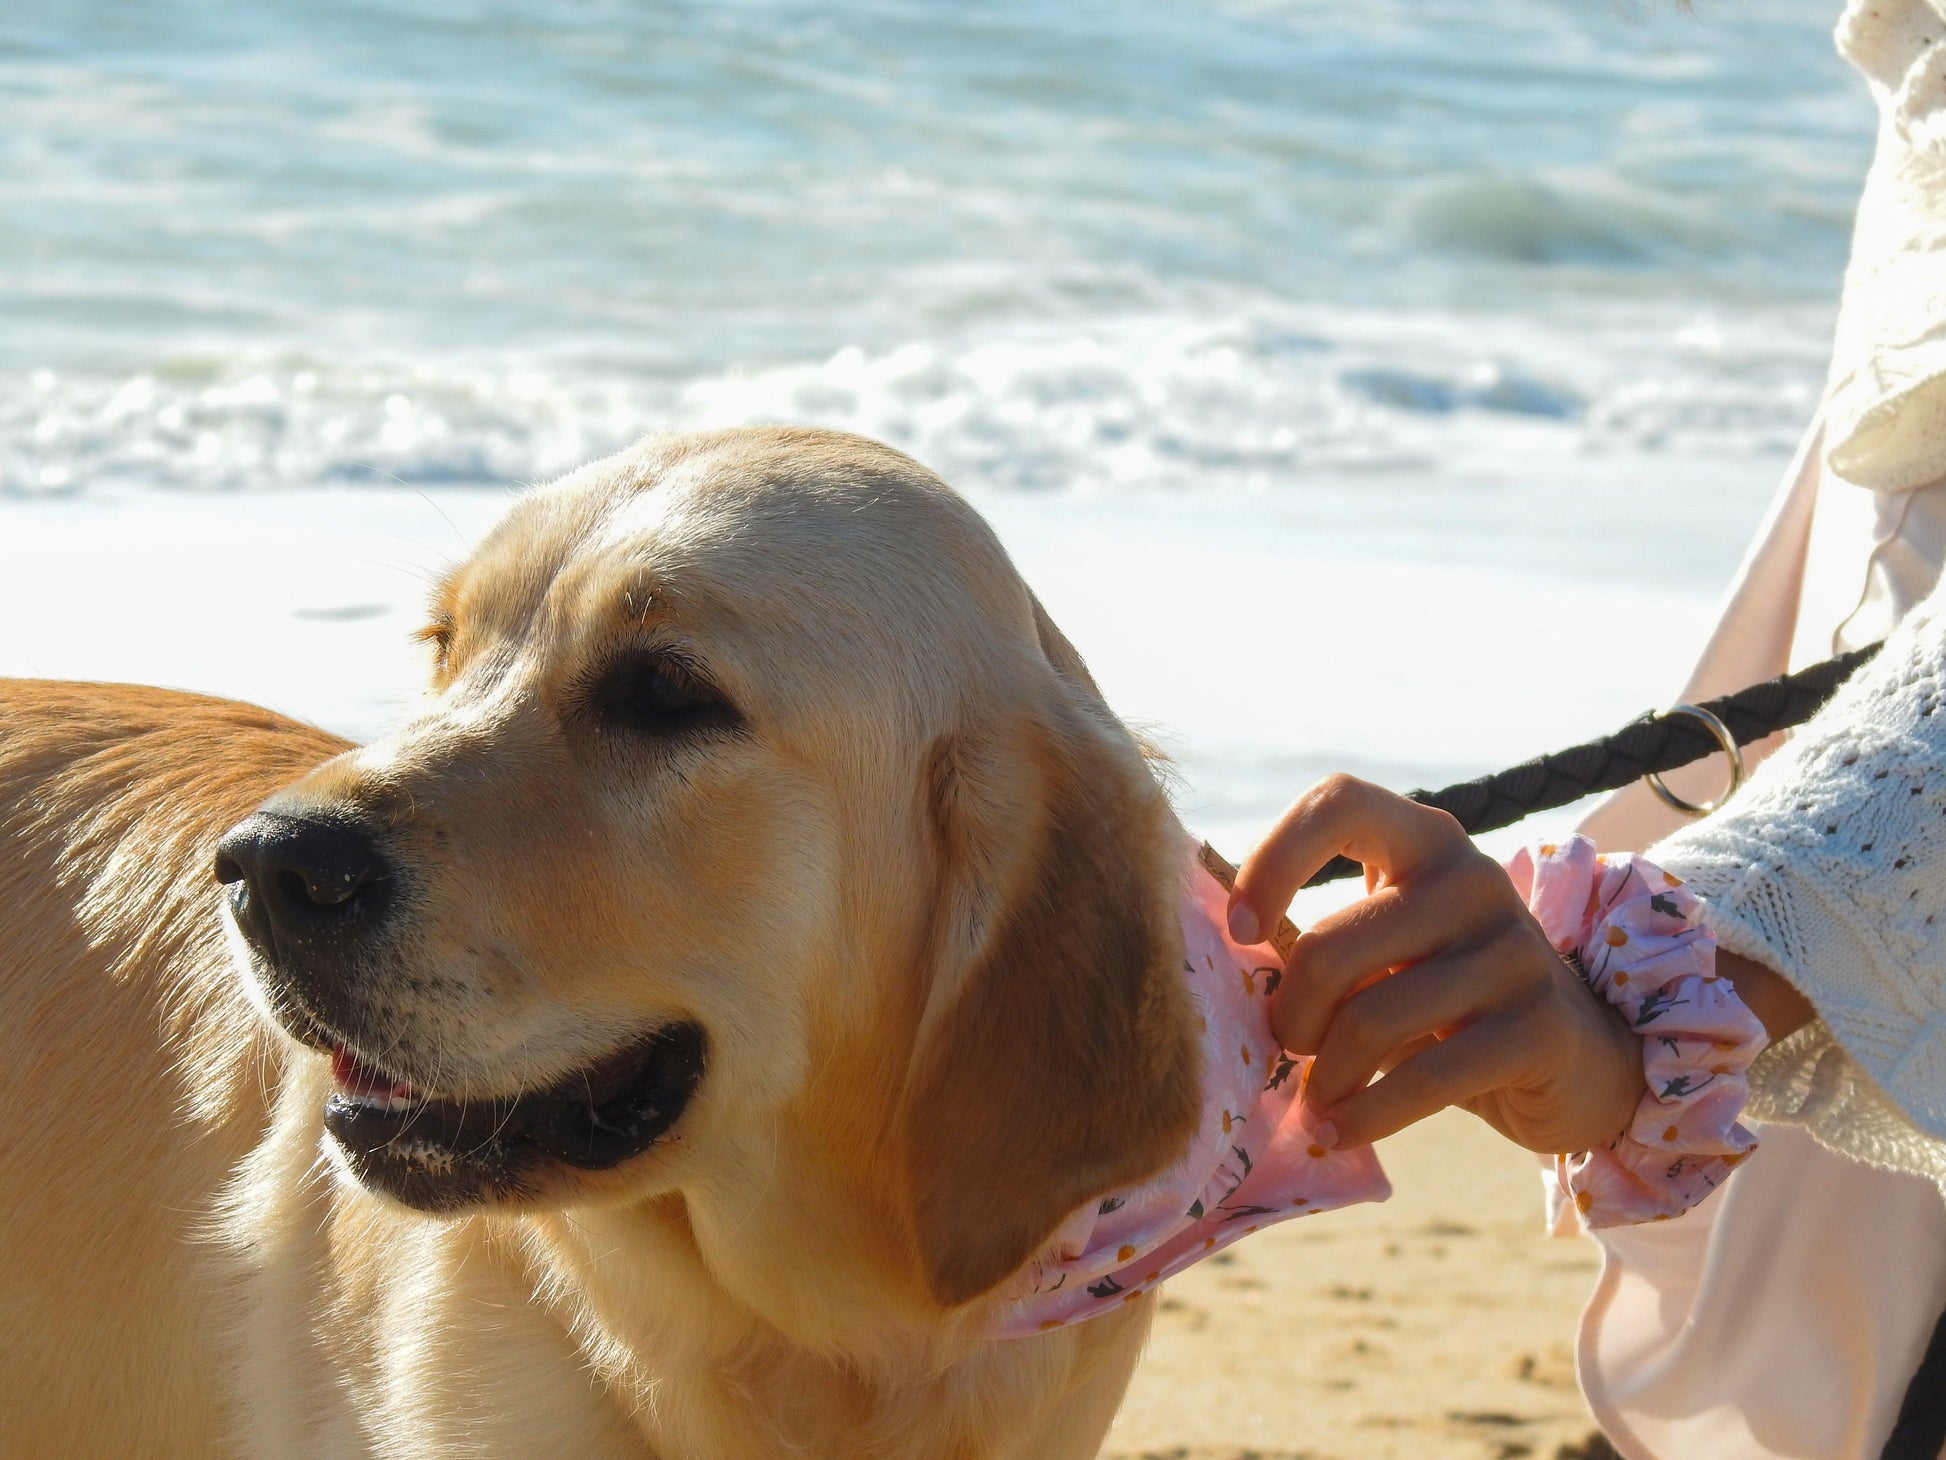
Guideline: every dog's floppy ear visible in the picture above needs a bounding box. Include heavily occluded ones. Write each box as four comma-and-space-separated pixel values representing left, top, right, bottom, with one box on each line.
907, 679, 1199, 1309
1028, 591, 1101, 696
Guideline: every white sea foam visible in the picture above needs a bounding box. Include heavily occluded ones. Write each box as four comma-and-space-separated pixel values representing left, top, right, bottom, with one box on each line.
3, 362, 650, 496
4, 297, 1829, 503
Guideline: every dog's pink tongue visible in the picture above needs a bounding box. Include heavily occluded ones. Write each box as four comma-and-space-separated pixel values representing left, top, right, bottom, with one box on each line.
330, 1047, 417, 1100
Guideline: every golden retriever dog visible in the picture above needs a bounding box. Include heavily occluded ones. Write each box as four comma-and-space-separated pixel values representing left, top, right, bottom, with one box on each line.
0, 426, 1207, 1458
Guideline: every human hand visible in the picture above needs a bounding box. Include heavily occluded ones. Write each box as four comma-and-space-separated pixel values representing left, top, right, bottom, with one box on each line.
1225, 775, 1645, 1155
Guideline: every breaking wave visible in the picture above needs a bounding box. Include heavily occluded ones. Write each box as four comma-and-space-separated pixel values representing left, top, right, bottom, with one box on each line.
5, 301, 1829, 499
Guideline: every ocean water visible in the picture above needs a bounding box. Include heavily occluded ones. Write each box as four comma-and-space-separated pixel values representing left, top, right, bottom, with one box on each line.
6, 0, 1869, 497
0, 0, 1880, 870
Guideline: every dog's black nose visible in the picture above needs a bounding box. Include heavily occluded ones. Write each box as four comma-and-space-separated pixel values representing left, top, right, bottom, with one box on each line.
216, 812, 392, 942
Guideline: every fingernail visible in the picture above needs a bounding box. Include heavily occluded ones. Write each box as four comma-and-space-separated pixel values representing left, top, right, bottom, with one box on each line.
1312, 1118, 1339, 1150
1228, 902, 1261, 945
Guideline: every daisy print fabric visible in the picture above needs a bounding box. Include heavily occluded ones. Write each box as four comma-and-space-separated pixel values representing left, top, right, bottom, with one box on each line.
1506, 835, 1765, 1229
982, 841, 1391, 1339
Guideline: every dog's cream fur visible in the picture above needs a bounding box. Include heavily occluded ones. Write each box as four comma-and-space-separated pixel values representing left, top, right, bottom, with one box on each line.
0, 428, 1203, 1458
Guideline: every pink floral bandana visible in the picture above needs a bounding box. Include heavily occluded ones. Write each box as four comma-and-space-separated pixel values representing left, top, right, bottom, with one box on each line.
981, 841, 1391, 1338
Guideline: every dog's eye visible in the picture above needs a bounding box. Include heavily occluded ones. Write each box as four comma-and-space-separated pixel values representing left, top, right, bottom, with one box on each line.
588, 652, 737, 738
415, 618, 455, 672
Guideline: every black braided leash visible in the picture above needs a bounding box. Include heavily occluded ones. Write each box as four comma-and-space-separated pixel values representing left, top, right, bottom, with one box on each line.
1301, 640, 1885, 887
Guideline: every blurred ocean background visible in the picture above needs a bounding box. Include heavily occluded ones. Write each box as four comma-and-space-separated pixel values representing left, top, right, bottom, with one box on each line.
0, 0, 1877, 883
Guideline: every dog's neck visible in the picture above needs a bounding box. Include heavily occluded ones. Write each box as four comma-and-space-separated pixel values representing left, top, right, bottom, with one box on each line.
517, 1162, 1131, 1458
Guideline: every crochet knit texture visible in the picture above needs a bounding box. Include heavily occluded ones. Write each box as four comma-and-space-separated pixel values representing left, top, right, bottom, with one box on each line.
1655, 578, 1946, 1186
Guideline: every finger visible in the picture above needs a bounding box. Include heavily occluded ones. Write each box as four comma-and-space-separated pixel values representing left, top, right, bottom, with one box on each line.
1270, 886, 1445, 1055
1316, 1016, 1528, 1148
1377, 1032, 1439, 1076
1270, 861, 1514, 1055
1300, 952, 1496, 1111
1227, 775, 1468, 946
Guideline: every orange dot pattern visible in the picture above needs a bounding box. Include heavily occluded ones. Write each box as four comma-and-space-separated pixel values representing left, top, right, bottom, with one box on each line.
1521, 834, 1763, 1233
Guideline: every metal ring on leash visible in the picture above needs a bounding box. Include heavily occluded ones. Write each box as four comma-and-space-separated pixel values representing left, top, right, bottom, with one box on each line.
1644, 704, 1747, 817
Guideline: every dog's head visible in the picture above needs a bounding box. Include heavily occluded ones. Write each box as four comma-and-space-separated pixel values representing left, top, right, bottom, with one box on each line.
218, 426, 1199, 1315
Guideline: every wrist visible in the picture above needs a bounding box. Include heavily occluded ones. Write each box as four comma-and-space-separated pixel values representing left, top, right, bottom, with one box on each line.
1594, 996, 1648, 1142
1717, 949, 1813, 1046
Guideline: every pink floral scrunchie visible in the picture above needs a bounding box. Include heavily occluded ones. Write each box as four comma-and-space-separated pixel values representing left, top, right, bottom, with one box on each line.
1504, 835, 1766, 1228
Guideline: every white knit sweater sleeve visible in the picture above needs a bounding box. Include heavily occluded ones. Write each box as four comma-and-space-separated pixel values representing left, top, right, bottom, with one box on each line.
1651, 575, 1946, 1183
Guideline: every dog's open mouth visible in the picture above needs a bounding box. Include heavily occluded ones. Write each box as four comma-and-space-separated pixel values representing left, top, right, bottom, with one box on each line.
321, 1021, 707, 1210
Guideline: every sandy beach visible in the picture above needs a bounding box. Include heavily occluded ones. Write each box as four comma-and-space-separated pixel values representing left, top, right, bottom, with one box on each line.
1106, 1108, 1607, 1460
